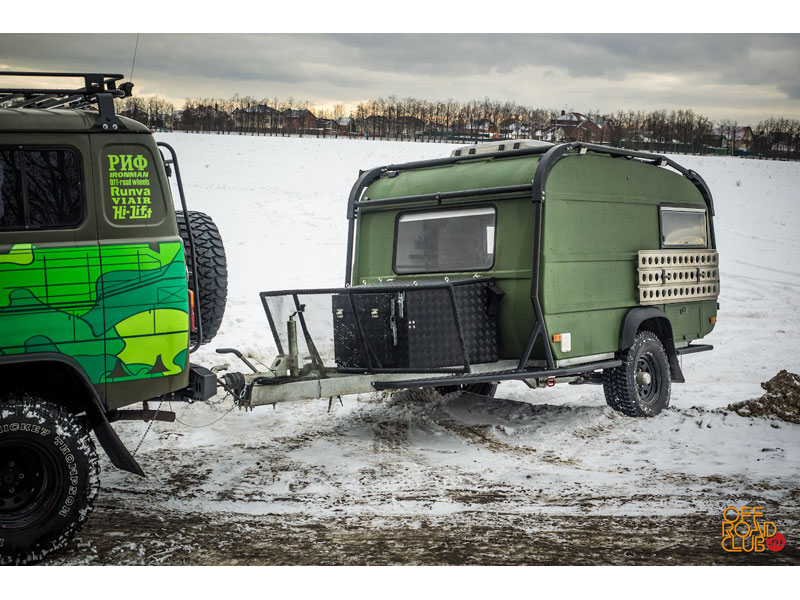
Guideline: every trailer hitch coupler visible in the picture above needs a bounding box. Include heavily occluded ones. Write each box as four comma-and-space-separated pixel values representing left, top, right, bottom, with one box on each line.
221, 371, 247, 398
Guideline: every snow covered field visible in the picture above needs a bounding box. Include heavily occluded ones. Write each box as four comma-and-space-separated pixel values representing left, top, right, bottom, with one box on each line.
47, 134, 800, 565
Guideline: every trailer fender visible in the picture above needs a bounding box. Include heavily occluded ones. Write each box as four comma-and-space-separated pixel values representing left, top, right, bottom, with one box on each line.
619, 307, 685, 383
0, 353, 145, 476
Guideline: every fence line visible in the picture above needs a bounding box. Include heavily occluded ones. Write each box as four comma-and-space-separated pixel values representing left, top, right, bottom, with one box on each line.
163, 129, 799, 161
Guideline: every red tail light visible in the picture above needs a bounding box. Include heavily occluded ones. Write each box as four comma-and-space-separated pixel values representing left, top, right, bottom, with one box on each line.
189, 289, 197, 331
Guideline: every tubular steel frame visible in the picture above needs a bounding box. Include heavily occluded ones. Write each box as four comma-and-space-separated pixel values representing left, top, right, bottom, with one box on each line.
259, 281, 474, 376
157, 142, 203, 354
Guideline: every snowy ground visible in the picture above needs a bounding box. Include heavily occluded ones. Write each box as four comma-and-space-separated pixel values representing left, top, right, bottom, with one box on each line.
46, 134, 800, 565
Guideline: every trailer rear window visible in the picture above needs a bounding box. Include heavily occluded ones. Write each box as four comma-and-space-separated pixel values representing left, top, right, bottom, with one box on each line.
660, 206, 708, 248
394, 207, 496, 274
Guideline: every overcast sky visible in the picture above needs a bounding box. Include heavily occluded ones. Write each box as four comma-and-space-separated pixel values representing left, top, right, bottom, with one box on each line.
2, 33, 799, 124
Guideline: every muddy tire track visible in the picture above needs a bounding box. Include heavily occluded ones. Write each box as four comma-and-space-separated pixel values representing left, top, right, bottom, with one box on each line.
43, 501, 800, 565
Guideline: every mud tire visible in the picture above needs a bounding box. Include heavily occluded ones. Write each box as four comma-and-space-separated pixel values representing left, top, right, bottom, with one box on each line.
603, 331, 671, 417
0, 398, 100, 565
176, 210, 228, 345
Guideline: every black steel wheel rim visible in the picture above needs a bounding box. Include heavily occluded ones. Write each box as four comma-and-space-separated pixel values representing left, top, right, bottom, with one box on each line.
0, 440, 61, 528
636, 352, 662, 406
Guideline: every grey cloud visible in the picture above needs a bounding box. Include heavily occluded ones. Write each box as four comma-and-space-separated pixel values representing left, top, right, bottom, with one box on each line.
778, 80, 800, 100
1, 33, 798, 121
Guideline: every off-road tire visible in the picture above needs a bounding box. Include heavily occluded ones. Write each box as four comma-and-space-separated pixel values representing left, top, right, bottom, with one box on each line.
176, 210, 228, 345
0, 398, 100, 565
434, 382, 498, 398
603, 331, 671, 417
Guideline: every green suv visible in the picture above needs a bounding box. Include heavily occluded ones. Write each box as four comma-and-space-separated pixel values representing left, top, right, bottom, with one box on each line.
0, 73, 227, 564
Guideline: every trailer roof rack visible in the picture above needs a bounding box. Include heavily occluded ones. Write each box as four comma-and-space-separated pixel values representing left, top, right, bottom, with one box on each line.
0, 71, 134, 130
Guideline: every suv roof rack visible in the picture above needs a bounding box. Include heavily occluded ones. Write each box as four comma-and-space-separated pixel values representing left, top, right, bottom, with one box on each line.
0, 71, 134, 130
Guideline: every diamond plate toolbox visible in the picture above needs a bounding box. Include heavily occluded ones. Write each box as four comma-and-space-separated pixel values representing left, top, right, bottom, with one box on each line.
333, 279, 504, 370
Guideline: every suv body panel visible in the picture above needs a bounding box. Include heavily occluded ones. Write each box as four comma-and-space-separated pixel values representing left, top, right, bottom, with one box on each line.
0, 110, 190, 411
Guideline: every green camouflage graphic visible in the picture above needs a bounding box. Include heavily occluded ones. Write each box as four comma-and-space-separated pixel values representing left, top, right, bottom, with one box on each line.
0, 241, 189, 383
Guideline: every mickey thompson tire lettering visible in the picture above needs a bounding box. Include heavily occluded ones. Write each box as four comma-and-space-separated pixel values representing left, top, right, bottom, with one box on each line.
0, 398, 100, 565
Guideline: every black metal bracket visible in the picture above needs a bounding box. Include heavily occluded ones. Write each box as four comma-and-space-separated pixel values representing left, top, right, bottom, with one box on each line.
93, 92, 127, 131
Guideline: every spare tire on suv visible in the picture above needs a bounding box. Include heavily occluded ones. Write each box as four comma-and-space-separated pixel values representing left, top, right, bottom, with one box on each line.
176, 210, 228, 345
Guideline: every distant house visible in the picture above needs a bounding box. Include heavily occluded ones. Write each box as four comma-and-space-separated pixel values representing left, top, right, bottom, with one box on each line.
464, 119, 499, 139
397, 115, 425, 136
358, 115, 388, 136
593, 115, 614, 140
315, 118, 338, 135
282, 108, 317, 133
336, 116, 355, 134
552, 111, 610, 143
177, 103, 233, 130
709, 125, 754, 151
500, 118, 531, 139
232, 104, 280, 130
533, 128, 555, 142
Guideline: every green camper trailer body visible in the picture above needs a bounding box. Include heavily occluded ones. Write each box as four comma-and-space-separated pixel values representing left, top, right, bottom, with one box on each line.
349, 143, 717, 368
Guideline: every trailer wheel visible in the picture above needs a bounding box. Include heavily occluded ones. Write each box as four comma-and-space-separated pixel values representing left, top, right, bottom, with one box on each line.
176, 210, 228, 345
435, 383, 498, 398
603, 331, 671, 417
0, 398, 100, 565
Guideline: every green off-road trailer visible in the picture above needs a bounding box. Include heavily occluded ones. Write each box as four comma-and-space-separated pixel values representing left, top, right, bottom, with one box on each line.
233, 139, 719, 418
0, 72, 719, 564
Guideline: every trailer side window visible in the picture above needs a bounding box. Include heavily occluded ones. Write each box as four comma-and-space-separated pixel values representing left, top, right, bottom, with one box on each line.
660, 206, 708, 248
394, 207, 496, 274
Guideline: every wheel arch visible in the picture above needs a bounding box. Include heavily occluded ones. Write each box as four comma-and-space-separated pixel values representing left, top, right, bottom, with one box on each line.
619, 307, 685, 383
0, 354, 144, 476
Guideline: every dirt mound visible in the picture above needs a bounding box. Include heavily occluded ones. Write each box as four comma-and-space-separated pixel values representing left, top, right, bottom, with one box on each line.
728, 370, 800, 424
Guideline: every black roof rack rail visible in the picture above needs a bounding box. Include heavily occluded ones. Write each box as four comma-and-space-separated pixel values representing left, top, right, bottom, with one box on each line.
0, 71, 135, 131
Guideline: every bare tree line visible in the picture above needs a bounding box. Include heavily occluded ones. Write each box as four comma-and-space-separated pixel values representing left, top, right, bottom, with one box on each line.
116, 94, 800, 159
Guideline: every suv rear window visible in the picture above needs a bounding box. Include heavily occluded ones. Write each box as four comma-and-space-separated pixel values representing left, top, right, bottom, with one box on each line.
394, 206, 496, 274
0, 147, 83, 230
660, 206, 708, 248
